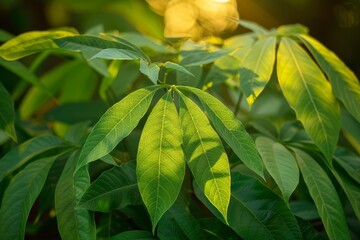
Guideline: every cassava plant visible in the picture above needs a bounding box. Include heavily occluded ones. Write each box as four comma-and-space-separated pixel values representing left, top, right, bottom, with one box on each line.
0, 17, 359, 240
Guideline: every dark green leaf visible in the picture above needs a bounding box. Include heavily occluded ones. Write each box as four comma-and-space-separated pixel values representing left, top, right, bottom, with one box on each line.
334, 148, 360, 184
109, 230, 155, 240
180, 49, 231, 66
0, 81, 16, 141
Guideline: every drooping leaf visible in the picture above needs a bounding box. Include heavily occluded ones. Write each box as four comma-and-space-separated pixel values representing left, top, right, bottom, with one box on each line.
180, 49, 231, 66
0, 81, 16, 141
109, 230, 155, 240
256, 136, 299, 202
0, 155, 58, 240
239, 36, 276, 106
163, 61, 194, 76
179, 86, 264, 179
277, 38, 341, 162
137, 91, 185, 231
294, 149, 350, 240
194, 173, 302, 240
234, 19, 268, 35
139, 59, 160, 84
0, 134, 65, 182
0, 29, 78, 60
157, 203, 204, 240
55, 152, 96, 240
331, 164, 360, 221
78, 161, 141, 212
178, 92, 230, 222
297, 34, 360, 123
334, 148, 360, 184
77, 86, 160, 170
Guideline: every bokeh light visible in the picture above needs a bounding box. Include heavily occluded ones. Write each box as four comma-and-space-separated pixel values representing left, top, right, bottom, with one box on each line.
146, 0, 239, 40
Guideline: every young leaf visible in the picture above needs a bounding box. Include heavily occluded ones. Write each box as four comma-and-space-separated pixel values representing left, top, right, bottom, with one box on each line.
255, 136, 299, 202
78, 161, 142, 212
297, 34, 360, 123
55, 152, 96, 240
178, 92, 230, 222
0, 155, 58, 240
294, 149, 350, 240
139, 59, 160, 84
239, 36, 276, 106
194, 173, 302, 240
179, 86, 264, 179
77, 86, 160, 170
137, 91, 185, 231
277, 38, 341, 162
0, 134, 65, 182
0, 29, 78, 60
0, 81, 16, 141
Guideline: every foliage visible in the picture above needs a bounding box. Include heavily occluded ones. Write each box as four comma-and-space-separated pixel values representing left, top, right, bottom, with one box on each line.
0, 15, 359, 240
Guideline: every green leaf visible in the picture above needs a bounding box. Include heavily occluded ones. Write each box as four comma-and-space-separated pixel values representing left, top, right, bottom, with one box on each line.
163, 61, 194, 77
234, 19, 268, 34
256, 136, 299, 202
0, 134, 65, 182
294, 149, 350, 240
290, 201, 320, 220
199, 218, 241, 240
341, 110, 360, 154
139, 60, 160, 84
90, 48, 141, 60
157, 203, 204, 240
78, 161, 141, 212
77, 86, 160, 170
331, 164, 360, 221
334, 148, 360, 184
194, 173, 302, 240
179, 86, 264, 179
55, 152, 96, 240
109, 230, 155, 240
0, 29, 78, 60
178, 92, 230, 222
277, 38, 341, 162
0, 58, 54, 98
176, 65, 202, 87
0, 81, 16, 141
204, 55, 239, 86
239, 37, 276, 106
0, 155, 58, 240
0, 29, 14, 42
297, 34, 360, 123
180, 49, 231, 66
137, 91, 185, 231
276, 24, 309, 35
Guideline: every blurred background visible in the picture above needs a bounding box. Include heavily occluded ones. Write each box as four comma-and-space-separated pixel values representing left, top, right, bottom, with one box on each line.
1, 0, 359, 76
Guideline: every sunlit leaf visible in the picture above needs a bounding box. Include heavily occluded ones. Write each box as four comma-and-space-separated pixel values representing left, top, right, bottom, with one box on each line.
194, 173, 302, 240
256, 136, 299, 202
0, 29, 77, 60
55, 152, 96, 240
277, 38, 341, 162
77, 86, 160, 170
139, 60, 160, 84
163, 61, 194, 76
234, 19, 268, 35
179, 86, 264, 179
297, 34, 360, 123
0, 134, 65, 182
239, 37, 276, 106
0, 155, 58, 240
0, 81, 16, 141
294, 149, 350, 240
276, 24, 309, 35
90, 48, 141, 60
179, 92, 230, 222
78, 161, 141, 212
137, 91, 185, 231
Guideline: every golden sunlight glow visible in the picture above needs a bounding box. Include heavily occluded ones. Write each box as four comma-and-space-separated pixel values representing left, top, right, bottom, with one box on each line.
146, 0, 239, 40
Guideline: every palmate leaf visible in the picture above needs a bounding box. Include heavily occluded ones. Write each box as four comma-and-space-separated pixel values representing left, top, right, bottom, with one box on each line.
277, 37, 340, 162
0, 134, 65, 182
55, 152, 96, 240
0, 28, 78, 60
297, 34, 360, 123
178, 92, 230, 222
239, 36, 276, 106
76, 86, 160, 171
293, 149, 350, 240
0, 155, 59, 240
194, 173, 302, 240
256, 136, 299, 202
137, 91, 185, 231
179, 86, 264, 179
0, 81, 16, 141
78, 161, 142, 212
